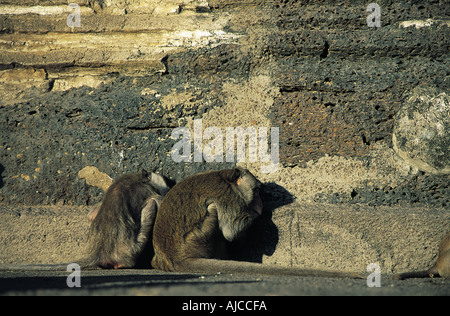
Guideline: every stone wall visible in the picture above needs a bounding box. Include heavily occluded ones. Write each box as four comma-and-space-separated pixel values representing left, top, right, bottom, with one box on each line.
0, 0, 449, 207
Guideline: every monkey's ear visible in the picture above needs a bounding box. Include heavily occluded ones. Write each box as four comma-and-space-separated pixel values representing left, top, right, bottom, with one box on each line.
229, 168, 242, 184
140, 169, 149, 178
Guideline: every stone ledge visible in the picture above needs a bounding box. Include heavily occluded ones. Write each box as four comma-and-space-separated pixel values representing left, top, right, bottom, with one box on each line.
1, 202, 448, 274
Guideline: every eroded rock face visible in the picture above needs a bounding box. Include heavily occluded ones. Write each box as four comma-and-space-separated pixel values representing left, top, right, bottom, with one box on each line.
0, 1, 449, 207
393, 86, 449, 175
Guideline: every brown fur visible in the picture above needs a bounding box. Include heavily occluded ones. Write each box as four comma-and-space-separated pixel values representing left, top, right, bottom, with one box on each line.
152, 168, 361, 279
394, 232, 450, 280
86, 170, 173, 269
0, 170, 174, 272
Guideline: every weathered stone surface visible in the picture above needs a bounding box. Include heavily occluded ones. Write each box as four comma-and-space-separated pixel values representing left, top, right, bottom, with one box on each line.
393, 86, 449, 175
0, 0, 449, 208
1, 203, 448, 275
78, 166, 113, 192
0, 1, 449, 288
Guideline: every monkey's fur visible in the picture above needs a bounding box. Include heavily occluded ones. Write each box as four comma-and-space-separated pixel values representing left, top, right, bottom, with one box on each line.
0, 170, 173, 272
86, 170, 173, 269
152, 168, 361, 278
394, 232, 450, 280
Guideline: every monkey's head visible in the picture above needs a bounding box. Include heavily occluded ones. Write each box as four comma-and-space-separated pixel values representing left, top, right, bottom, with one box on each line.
140, 169, 175, 196
217, 168, 263, 242
230, 168, 263, 216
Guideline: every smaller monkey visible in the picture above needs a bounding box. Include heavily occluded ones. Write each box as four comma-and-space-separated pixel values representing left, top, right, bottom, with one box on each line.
394, 232, 450, 280
85, 169, 173, 269
0, 170, 174, 272
152, 168, 361, 278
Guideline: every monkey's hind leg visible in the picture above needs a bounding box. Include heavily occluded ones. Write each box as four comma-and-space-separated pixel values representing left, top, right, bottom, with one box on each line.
117, 196, 160, 269
135, 197, 159, 250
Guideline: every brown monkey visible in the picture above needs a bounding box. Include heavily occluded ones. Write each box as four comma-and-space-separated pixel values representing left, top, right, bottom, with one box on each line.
394, 232, 450, 280
0, 170, 174, 272
85, 169, 174, 269
152, 168, 361, 278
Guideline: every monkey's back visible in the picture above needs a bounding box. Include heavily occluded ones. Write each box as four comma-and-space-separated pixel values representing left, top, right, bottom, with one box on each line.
88, 173, 159, 267
152, 169, 236, 271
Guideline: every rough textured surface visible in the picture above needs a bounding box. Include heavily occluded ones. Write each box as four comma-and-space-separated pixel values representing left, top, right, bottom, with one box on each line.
0, 0, 449, 293
77, 166, 113, 192
393, 86, 450, 175
0, 205, 89, 265
1, 203, 448, 277
1, 269, 449, 296
1, 0, 449, 207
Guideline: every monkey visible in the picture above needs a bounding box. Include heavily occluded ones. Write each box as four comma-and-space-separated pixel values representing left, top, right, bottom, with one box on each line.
394, 232, 450, 280
84, 169, 174, 269
0, 169, 174, 272
151, 168, 362, 279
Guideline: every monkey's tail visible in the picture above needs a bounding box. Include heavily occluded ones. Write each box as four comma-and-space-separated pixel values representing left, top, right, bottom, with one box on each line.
179, 258, 364, 279
393, 268, 437, 280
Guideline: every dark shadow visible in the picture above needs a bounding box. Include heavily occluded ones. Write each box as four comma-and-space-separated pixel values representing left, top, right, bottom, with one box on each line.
228, 182, 295, 263
0, 164, 4, 189
134, 240, 155, 269
0, 271, 260, 294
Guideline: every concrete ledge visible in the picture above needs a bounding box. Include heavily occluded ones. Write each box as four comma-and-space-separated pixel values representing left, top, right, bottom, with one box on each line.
263, 203, 449, 274
1, 203, 448, 274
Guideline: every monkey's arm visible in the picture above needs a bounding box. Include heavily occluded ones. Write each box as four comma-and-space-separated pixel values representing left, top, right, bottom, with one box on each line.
179, 258, 363, 279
